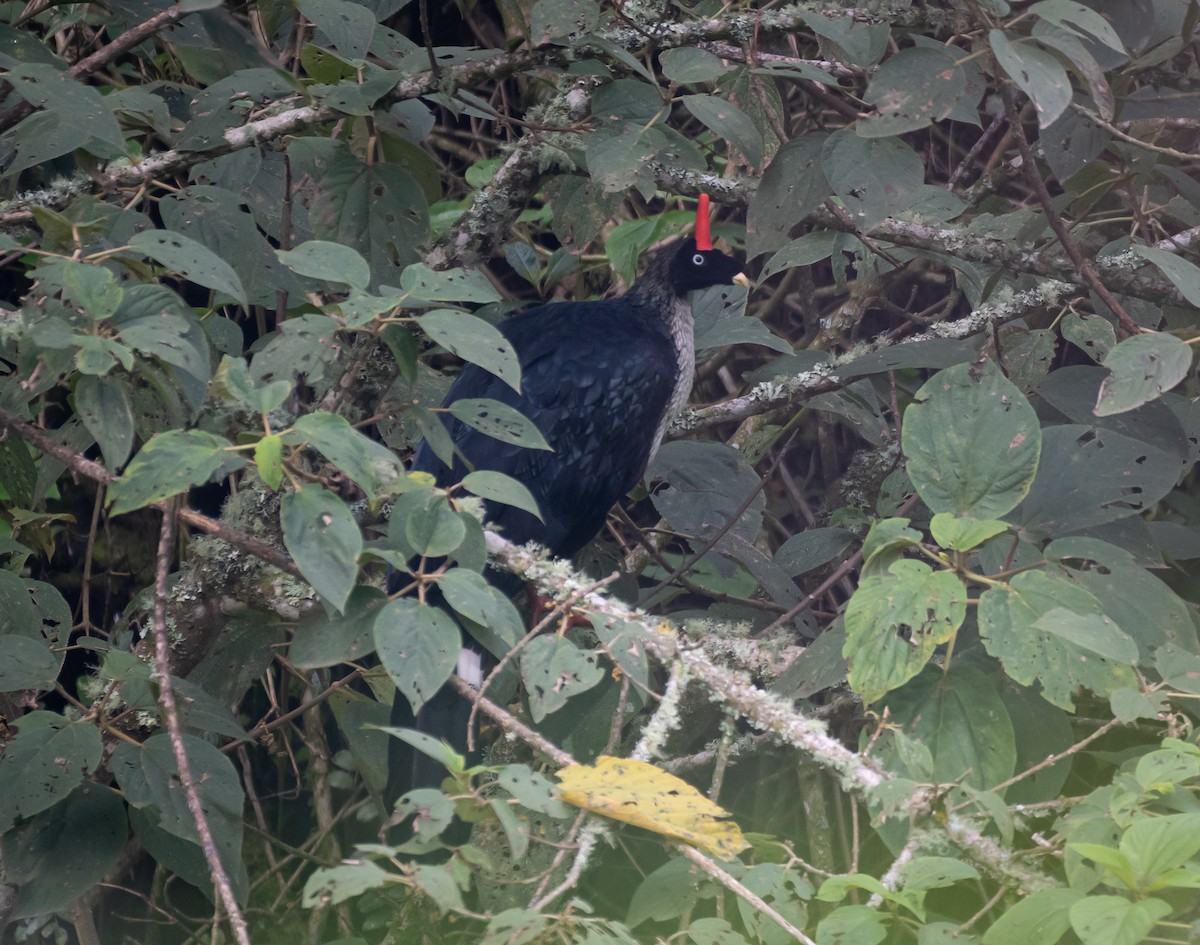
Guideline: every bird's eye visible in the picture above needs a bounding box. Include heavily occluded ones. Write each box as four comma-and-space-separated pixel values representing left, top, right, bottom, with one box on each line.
692, 253, 705, 265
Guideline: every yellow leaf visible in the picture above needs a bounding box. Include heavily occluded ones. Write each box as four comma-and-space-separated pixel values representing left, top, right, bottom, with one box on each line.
556, 756, 749, 860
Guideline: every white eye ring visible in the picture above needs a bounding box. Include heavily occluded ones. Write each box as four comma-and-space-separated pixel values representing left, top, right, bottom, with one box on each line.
692, 253, 705, 265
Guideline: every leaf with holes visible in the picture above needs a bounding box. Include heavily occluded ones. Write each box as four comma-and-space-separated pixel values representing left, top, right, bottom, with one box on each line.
374, 598, 460, 713
280, 485, 361, 611
127, 229, 247, 305
521, 635, 604, 722
419, 310, 521, 392
108, 430, 236, 515
1095, 331, 1192, 417
448, 397, 550, 451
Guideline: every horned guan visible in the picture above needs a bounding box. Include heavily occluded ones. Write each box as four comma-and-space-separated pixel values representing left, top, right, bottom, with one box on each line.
386, 196, 747, 805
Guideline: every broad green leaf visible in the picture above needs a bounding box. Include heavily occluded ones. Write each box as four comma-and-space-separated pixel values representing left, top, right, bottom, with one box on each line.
404, 492, 468, 558
815, 905, 887, 945
0, 712, 102, 831
437, 567, 524, 650
216, 355, 293, 414
447, 397, 551, 451
762, 230, 842, 279
412, 862, 466, 913
127, 229, 248, 305
255, 434, 283, 490
3, 786, 127, 920
747, 134, 830, 259
374, 598, 460, 712
290, 585, 386, 668
1031, 608, 1137, 663
692, 283, 789, 355
903, 360, 1042, 518
660, 47, 732, 84
298, 0, 376, 60
978, 571, 1137, 709
1061, 311, 1116, 362
75, 373, 134, 470
462, 470, 543, 521
1068, 896, 1171, 945
1094, 331, 1192, 416
419, 310, 521, 392
1120, 813, 1200, 889
989, 31, 1072, 127
860, 517, 924, 568
276, 240, 370, 289
530, 0, 600, 44
821, 131, 925, 231
682, 94, 764, 167
844, 560, 967, 703
399, 263, 502, 304
60, 260, 123, 319
303, 861, 390, 908
1031, 0, 1127, 53
1011, 425, 1179, 537
901, 857, 979, 891
1130, 245, 1200, 307
521, 635, 603, 722
111, 734, 246, 900
0, 635, 59, 692
497, 765, 571, 817
929, 513, 1009, 551
1155, 643, 1200, 695
879, 664, 1016, 790
289, 410, 405, 499
503, 242, 541, 288
981, 888, 1082, 945
859, 45, 965, 138
280, 485, 361, 611
109, 430, 235, 515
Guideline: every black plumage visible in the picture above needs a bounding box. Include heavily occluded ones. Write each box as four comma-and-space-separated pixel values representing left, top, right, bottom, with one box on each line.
386, 211, 745, 808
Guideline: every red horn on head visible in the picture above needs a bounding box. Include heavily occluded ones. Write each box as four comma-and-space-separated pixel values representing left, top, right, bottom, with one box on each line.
695, 193, 713, 251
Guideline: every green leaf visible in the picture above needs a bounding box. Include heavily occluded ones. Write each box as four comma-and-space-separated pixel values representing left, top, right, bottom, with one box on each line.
521, 635, 604, 722
903, 360, 1042, 518
1030, 0, 1127, 53
978, 572, 1138, 710
438, 567, 524, 650
399, 263, 503, 304
504, 242, 541, 288
879, 664, 1016, 790
127, 229, 248, 305
747, 134, 830, 258
374, 598, 460, 713
989, 31, 1072, 128
1031, 608, 1138, 663
660, 47, 732, 84
859, 45, 966, 137
303, 861, 390, 908
1120, 812, 1200, 890
0, 635, 59, 692
60, 260, 123, 319
1130, 245, 1200, 307
276, 240, 371, 289
0, 712, 102, 831
298, 0, 376, 60
1094, 331, 1193, 416
762, 230, 842, 279
404, 492, 468, 557
448, 397, 551, 451
289, 410, 405, 499
682, 94, 764, 167
1061, 311, 1116, 361
255, 434, 283, 490
981, 888, 1082, 945
929, 513, 1009, 551
1068, 895, 1171, 945
3, 785, 127, 920
844, 560, 967, 704
821, 131, 925, 231
419, 310, 521, 392
216, 355, 293, 414
815, 905, 887, 945
290, 585, 386, 668
75, 373, 134, 470
280, 485, 362, 611
109, 430, 235, 515
461, 470, 543, 521
530, 0, 600, 44
112, 734, 246, 901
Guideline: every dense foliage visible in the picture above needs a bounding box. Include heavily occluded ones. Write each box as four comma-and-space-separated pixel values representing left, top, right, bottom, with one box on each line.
1, 0, 1199, 943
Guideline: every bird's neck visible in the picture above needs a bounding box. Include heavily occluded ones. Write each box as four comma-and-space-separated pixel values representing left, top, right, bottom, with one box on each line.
647, 294, 696, 465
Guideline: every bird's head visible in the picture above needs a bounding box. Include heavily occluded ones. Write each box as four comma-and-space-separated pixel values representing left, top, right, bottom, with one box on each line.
664, 193, 749, 294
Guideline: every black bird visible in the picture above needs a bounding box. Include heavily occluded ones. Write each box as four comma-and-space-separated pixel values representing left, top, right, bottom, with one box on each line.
386, 196, 747, 805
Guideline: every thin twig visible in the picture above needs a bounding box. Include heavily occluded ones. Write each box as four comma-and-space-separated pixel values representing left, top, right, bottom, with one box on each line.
150, 499, 253, 945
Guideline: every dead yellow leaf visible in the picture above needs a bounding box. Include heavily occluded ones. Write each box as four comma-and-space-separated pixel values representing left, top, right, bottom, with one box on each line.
556, 755, 749, 860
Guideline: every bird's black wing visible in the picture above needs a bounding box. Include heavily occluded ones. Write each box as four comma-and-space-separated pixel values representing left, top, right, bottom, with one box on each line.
412, 299, 679, 557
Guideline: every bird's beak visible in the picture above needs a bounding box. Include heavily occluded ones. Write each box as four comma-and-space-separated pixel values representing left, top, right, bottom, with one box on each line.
733, 273, 752, 288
